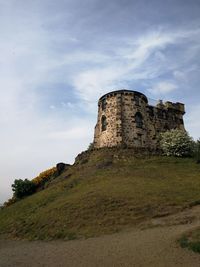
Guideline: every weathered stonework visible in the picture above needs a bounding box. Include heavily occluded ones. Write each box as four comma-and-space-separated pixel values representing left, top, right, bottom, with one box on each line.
93, 89, 185, 149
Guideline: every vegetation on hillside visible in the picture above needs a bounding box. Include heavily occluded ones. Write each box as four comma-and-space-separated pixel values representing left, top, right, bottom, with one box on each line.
179, 229, 200, 253
0, 148, 200, 240
194, 139, 200, 163
3, 167, 58, 207
12, 179, 36, 199
160, 129, 194, 157
32, 167, 57, 187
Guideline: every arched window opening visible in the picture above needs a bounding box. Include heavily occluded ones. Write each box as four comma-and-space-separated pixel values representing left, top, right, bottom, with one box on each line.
148, 107, 154, 117
135, 112, 143, 128
101, 116, 107, 131
164, 124, 169, 131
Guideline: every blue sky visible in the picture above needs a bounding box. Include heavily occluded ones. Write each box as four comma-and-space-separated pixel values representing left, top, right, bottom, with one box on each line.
0, 0, 200, 202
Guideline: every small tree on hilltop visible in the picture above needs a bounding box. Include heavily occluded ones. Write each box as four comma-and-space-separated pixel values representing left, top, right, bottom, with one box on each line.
194, 139, 200, 163
160, 129, 194, 157
12, 179, 36, 199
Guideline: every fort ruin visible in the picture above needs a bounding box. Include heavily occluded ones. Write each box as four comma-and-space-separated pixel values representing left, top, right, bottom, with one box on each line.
93, 89, 185, 149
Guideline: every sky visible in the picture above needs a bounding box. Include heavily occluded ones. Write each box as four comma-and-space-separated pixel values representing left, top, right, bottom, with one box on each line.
0, 0, 200, 203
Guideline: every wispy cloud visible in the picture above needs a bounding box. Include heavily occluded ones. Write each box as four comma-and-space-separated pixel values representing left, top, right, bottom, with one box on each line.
185, 105, 200, 140
72, 29, 200, 102
72, 31, 173, 101
148, 81, 178, 96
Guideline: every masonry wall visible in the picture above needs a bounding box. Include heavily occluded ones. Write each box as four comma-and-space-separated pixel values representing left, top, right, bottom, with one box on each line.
93, 90, 185, 149
94, 94, 122, 147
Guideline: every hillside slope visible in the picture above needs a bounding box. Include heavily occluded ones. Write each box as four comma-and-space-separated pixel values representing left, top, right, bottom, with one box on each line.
0, 148, 200, 240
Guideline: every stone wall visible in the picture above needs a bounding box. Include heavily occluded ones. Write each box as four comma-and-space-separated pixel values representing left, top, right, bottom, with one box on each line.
93, 90, 185, 149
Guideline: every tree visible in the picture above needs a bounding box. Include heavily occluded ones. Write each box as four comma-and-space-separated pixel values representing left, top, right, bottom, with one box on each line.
194, 139, 200, 163
160, 129, 194, 157
12, 179, 36, 199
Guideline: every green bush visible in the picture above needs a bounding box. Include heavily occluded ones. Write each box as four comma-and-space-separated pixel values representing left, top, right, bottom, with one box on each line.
12, 179, 36, 199
87, 142, 94, 151
179, 235, 200, 253
3, 197, 17, 207
194, 139, 200, 163
160, 129, 193, 157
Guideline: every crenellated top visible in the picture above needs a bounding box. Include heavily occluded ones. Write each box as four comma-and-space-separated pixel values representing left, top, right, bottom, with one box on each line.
98, 89, 185, 114
98, 89, 148, 105
164, 101, 185, 114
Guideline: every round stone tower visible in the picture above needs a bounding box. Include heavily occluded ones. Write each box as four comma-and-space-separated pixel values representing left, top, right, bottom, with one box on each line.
93, 89, 151, 148
93, 89, 185, 149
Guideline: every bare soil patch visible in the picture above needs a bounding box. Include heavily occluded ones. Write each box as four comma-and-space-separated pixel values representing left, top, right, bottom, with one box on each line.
1, 222, 200, 267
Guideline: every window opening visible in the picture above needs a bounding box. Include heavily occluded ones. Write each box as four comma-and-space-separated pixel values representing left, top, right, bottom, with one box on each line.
102, 98, 107, 110
135, 112, 143, 128
101, 116, 107, 131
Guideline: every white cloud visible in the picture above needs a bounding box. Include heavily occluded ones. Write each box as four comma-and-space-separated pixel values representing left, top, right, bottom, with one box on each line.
72, 67, 124, 101
72, 28, 200, 102
148, 81, 178, 96
72, 31, 175, 101
0, 15, 95, 202
124, 31, 174, 62
47, 125, 92, 140
173, 70, 186, 81
185, 105, 200, 140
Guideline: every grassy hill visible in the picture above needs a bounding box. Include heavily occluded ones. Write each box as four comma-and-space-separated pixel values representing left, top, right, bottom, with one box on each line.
0, 148, 200, 240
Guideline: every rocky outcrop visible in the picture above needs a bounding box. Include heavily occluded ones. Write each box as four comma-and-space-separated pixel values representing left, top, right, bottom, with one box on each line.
56, 163, 71, 175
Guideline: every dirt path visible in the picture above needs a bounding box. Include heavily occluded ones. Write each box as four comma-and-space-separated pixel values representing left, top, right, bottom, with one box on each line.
2, 206, 200, 267
0, 221, 200, 267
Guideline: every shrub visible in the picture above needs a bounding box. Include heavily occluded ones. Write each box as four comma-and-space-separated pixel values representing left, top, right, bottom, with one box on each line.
12, 179, 36, 199
179, 235, 200, 253
3, 197, 17, 207
87, 142, 94, 151
32, 167, 57, 187
56, 163, 66, 175
194, 139, 200, 163
7, 167, 57, 203
160, 129, 194, 157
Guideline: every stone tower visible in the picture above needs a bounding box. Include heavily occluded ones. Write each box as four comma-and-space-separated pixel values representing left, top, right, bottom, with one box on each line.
93, 89, 185, 149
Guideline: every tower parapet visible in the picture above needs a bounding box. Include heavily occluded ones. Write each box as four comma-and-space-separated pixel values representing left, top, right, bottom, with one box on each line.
164, 101, 185, 114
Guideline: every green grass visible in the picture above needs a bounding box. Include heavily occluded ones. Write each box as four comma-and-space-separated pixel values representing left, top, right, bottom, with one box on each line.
179, 231, 200, 253
0, 148, 200, 240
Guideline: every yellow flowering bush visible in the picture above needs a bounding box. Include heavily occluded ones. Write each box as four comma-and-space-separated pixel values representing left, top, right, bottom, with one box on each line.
32, 167, 57, 187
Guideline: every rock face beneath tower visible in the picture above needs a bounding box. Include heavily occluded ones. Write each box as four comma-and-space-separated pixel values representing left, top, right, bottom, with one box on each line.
93, 89, 185, 149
